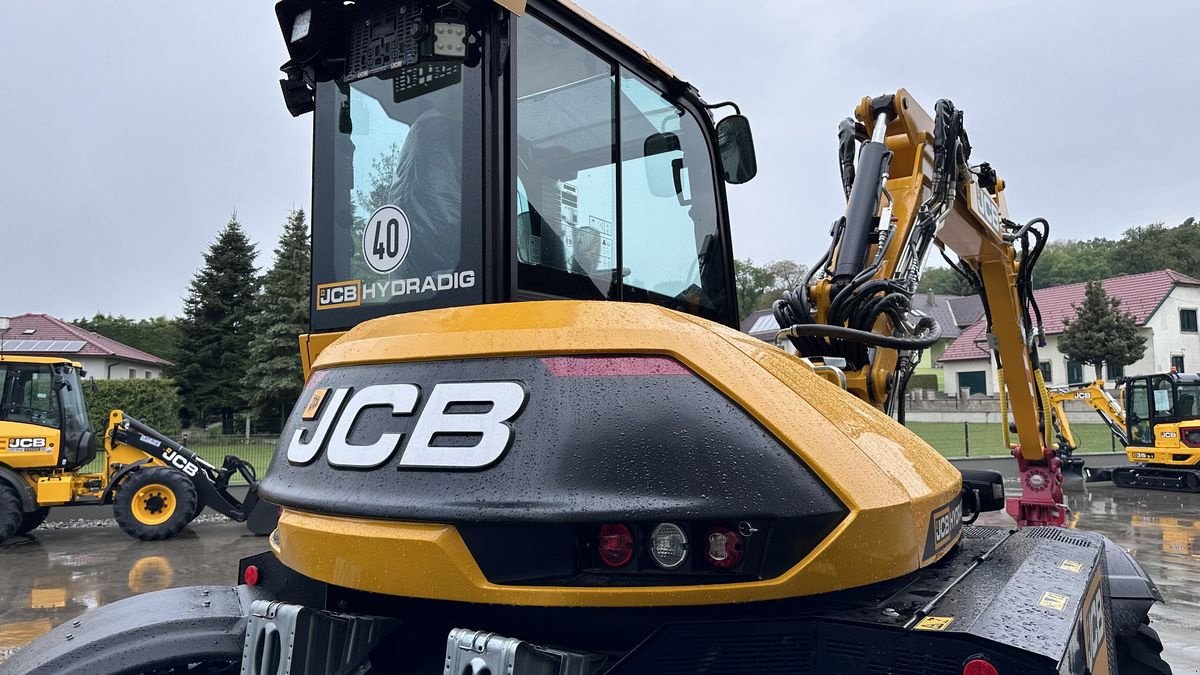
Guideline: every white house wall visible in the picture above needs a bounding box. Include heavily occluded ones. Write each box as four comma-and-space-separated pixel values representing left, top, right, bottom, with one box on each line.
76, 357, 164, 380
938, 285, 1200, 395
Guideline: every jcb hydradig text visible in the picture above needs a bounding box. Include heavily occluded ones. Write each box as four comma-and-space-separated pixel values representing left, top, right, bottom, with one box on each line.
0, 355, 275, 543
4, 1, 1169, 674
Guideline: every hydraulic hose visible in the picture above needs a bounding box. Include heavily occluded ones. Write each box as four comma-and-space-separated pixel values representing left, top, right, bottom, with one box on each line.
777, 317, 942, 350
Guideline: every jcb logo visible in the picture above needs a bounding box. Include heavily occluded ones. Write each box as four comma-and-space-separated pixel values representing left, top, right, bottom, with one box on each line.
316, 280, 362, 310
289, 381, 527, 469
162, 449, 200, 477
7, 438, 47, 450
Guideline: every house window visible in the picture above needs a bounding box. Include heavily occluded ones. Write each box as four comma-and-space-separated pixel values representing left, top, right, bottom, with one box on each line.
128, 368, 136, 379
1172, 355, 1186, 373
1106, 362, 1124, 380
1182, 309, 1198, 332
144, 371, 152, 379
1038, 361, 1052, 383
1066, 360, 1084, 385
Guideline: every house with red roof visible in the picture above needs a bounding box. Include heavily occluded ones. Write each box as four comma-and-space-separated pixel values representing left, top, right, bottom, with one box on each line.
0, 313, 171, 379
938, 270, 1200, 396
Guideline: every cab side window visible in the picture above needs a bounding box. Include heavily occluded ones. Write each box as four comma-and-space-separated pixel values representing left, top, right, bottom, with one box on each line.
514, 14, 730, 322
0, 364, 59, 428
1128, 380, 1151, 445
619, 72, 725, 318
515, 15, 617, 300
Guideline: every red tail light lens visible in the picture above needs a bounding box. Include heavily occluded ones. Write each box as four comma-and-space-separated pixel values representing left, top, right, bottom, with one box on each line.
704, 526, 745, 569
597, 524, 635, 567
243, 564, 260, 586
962, 658, 998, 675
1181, 427, 1200, 447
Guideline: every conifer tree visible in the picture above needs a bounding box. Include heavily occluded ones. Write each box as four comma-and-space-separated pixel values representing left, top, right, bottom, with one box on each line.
172, 215, 259, 432
243, 209, 311, 430
1059, 281, 1147, 380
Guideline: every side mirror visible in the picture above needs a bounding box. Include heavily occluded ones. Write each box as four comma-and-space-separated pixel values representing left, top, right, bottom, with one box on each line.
959, 468, 1005, 513
643, 132, 683, 199
717, 115, 757, 184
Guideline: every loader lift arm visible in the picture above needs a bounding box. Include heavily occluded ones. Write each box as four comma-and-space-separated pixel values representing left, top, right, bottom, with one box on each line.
107, 412, 262, 522
775, 90, 1065, 526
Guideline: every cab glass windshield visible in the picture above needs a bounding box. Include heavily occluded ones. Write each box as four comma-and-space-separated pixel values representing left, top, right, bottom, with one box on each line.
311, 61, 483, 330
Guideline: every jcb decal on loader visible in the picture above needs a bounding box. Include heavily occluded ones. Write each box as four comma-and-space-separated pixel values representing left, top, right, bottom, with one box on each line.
161, 448, 200, 477
6, 437, 49, 451
287, 381, 528, 470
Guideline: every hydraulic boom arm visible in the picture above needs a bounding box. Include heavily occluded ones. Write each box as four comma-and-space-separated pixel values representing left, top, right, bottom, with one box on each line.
1048, 380, 1130, 452
775, 89, 1065, 526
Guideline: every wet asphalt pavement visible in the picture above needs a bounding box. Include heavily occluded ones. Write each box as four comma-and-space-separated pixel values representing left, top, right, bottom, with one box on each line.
1, 484, 1198, 671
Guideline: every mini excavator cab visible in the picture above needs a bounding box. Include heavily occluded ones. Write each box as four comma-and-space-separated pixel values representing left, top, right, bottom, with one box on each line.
277, 0, 756, 336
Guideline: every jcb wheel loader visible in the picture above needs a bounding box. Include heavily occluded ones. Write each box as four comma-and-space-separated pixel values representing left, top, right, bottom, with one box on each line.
5, 1, 1169, 674
0, 355, 275, 543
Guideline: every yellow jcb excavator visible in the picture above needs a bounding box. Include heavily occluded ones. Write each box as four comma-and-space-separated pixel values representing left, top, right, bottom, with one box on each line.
1050, 375, 1200, 491
5, 1, 1170, 674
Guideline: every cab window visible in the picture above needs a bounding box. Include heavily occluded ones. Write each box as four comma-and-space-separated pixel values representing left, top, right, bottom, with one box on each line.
515, 13, 730, 322
1127, 379, 1151, 445
0, 363, 59, 429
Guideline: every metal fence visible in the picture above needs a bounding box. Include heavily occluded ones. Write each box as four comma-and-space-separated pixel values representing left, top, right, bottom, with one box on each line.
81, 434, 278, 485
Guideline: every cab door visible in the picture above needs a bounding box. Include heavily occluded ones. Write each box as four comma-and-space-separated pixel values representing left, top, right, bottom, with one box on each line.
0, 363, 63, 470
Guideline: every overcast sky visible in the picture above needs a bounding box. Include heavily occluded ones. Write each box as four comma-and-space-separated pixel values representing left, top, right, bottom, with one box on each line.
1, 1, 1197, 319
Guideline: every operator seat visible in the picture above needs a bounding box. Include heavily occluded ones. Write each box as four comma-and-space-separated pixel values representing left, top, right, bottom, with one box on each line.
1179, 393, 1195, 419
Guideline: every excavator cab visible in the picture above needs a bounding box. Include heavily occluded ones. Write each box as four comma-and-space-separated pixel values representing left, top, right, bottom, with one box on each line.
1123, 372, 1200, 448
0, 357, 97, 471
282, 0, 755, 336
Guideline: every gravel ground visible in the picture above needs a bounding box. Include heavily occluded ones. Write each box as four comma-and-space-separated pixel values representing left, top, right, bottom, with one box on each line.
36, 512, 231, 531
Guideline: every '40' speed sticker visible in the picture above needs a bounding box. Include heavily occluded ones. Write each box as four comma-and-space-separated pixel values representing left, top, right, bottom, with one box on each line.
362, 205, 411, 274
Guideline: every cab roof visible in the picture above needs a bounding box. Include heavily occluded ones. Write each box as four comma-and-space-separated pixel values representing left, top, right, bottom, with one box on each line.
0, 355, 82, 368
497, 0, 686, 88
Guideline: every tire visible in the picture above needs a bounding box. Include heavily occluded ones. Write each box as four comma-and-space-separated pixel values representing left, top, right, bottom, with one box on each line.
15, 506, 50, 535
113, 468, 199, 541
0, 482, 22, 544
1116, 621, 1173, 675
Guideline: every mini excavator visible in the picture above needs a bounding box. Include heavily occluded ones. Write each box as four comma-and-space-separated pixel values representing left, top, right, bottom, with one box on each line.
4, 2, 1169, 674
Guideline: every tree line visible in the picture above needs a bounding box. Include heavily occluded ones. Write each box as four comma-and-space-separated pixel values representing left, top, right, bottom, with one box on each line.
919, 217, 1200, 295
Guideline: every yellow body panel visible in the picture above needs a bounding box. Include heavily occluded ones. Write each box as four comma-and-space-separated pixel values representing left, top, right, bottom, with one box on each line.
0, 424, 61, 470
35, 476, 73, 505
275, 301, 962, 607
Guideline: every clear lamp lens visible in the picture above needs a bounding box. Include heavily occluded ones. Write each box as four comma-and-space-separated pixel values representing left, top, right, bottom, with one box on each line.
649, 523, 688, 569
291, 9, 313, 43
433, 21, 467, 57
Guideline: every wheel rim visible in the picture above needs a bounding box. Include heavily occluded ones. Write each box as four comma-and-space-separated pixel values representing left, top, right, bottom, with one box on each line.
131, 484, 176, 525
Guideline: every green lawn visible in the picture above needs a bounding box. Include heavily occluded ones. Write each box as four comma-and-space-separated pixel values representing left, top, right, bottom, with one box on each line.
906, 422, 1122, 458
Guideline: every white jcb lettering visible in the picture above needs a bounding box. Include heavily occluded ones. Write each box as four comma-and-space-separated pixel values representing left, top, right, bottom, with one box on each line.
326, 384, 419, 468
400, 382, 527, 469
287, 387, 351, 464
286, 381, 527, 469
162, 449, 200, 477
7, 437, 47, 449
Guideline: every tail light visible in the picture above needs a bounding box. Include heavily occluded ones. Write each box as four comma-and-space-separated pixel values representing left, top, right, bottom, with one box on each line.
962, 658, 998, 675
1181, 427, 1200, 447
704, 526, 745, 569
243, 564, 260, 586
648, 523, 689, 569
597, 524, 634, 567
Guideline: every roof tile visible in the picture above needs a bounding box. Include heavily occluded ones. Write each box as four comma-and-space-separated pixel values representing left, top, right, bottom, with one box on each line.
939, 269, 1200, 362
0, 314, 172, 366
